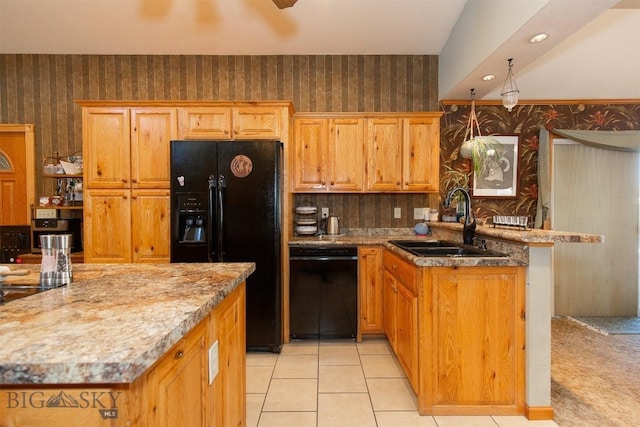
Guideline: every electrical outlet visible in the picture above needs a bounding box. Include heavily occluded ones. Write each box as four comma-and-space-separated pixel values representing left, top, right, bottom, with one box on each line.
413, 208, 423, 219
208, 340, 219, 385
394, 207, 401, 219
35, 208, 57, 219
321, 207, 329, 218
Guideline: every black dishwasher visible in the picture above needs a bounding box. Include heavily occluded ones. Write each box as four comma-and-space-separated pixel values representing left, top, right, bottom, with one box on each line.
289, 245, 358, 339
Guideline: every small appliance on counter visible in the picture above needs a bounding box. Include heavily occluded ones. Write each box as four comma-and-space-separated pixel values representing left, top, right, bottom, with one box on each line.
0, 225, 31, 263
31, 218, 82, 253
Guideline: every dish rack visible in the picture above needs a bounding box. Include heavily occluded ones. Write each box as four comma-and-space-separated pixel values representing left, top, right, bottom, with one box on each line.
295, 203, 318, 235
491, 215, 531, 230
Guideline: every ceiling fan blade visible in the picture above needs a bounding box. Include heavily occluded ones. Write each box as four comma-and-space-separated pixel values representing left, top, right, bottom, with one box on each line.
272, 0, 298, 9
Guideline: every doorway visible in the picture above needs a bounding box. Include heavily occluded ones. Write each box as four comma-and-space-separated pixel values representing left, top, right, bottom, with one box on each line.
552, 138, 639, 316
0, 124, 35, 225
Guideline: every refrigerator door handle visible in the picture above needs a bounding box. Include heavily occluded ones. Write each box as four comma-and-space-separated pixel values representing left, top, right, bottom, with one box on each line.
216, 175, 227, 262
207, 175, 216, 262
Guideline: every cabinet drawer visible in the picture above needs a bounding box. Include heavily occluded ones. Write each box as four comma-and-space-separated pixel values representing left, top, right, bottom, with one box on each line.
383, 250, 416, 294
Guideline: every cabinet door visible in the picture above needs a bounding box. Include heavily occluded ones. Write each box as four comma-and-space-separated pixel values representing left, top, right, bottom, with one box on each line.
232, 107, 281, 139
83, 108, 130, 189
428, 267, 525, 408
145, 320, 207, 427
131, 190, 170, 263
395, 281, 418, 392
366, 118, 402, 191
292, 118, 328, 191
358, 247, 384, 338
327, 119, 364, 191
131, 108, 177, 189
402, 117, 439, 192
213, 283, 246, 427
83, 189, 132, 263
178, 107, 232, 139
382, 269, 397, 349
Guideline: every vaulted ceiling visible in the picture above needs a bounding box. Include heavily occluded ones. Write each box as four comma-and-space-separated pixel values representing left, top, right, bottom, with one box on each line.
1, 0, 638, 102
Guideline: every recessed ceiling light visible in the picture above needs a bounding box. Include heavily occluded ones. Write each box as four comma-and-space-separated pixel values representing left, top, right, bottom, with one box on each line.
482, 74, 496, 81
530, 32, 549, 44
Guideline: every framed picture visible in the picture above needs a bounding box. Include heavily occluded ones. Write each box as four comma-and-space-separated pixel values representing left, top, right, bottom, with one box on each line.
471, 134, 519, 198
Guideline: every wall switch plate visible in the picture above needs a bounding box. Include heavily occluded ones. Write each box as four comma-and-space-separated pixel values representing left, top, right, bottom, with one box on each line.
321, 207, 329, 218
394, 207, 401, 219
413, 208, 423, 219
208, 340, 219, 385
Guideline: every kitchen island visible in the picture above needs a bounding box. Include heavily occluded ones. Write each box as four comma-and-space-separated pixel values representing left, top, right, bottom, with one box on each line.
290, 224, 602, 420
0, 262, 254, 427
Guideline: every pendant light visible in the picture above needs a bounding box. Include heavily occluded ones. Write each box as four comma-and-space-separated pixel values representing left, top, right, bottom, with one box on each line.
500, 58, 519, 112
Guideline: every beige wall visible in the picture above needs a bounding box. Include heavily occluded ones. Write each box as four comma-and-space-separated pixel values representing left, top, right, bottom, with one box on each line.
0, 54, 438, 228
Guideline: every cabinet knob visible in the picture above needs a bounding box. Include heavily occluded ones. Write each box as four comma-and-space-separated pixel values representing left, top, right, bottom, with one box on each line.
131, 179, 137, 183
175, 350, 184, 359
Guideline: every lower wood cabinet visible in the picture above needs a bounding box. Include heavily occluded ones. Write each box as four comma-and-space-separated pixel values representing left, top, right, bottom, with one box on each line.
419, 266, 526, 416
382, 250, 419, 392
84, 189, 170, 263
358, 246, 384, 339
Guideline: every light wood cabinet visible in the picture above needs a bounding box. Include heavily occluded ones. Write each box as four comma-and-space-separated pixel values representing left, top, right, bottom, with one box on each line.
130, 108, 176, 189
83, 107, 131, 189
419, 266, 526, 415
358, 247, 384, 340
402, 117, 440, 192
83, 189, 132, 263
131, 189, 171, 263
212, 281, 246, 427
178, 106, 283, 140
383, 249, 419, 392
292, 113, 441, 193
292, 117, 364, 192
366, 118, 402, 191
144, 317, 208, 427
83, 106, 175, 263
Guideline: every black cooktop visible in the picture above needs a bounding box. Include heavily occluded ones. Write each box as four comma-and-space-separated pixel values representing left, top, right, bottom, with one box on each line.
0, 283, 66, 305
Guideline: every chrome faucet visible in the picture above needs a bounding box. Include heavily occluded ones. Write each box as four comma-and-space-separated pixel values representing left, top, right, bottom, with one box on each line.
444, 186, 476, 245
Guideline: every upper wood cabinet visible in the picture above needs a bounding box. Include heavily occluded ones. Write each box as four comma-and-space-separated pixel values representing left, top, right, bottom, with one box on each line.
366, 118, 403, 191
292, 112, 441, 193
178, 106, 284, 140
83, 107, 131, 189
292, 117, 364, 192
83, 106, 175, 189
403, 116, 440, 192
131, 108, 176, 189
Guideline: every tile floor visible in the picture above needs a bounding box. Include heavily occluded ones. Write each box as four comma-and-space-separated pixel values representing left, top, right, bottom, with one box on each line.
246, 336, 560, 427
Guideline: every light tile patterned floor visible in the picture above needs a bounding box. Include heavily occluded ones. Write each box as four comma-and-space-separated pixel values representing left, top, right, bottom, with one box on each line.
246, 336, 559, 427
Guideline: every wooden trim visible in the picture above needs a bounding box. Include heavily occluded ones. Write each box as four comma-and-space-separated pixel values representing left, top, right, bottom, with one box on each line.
293, 111, 443, 119
77, 100, 294, 113
440, 99, 640, 106
525, 405, 554, 420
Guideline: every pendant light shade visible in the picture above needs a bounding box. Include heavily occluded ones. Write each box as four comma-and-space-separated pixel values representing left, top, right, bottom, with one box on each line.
272, 0, 298, 8
500, 58, 519, 112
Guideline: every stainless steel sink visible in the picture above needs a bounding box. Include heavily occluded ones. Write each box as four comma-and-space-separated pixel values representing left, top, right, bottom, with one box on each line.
389, 240, 508, 258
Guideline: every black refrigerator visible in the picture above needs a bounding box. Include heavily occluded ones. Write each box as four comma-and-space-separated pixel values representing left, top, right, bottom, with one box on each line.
170, 140, 282, 352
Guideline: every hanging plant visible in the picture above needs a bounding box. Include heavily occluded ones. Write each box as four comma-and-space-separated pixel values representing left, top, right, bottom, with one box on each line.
459, 89, 505, 176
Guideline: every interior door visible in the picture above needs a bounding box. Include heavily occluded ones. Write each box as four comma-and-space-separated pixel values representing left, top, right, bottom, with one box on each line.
0, 125, 35, 225
552, 139, 639, 316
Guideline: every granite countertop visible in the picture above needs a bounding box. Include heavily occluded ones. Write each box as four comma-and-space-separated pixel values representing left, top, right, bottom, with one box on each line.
0, 262, 255, 385
290, 223, 603, 267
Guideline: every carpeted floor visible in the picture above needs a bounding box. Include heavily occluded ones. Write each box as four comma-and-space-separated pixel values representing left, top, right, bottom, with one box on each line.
569, 316, 640, 335
551, 317, 640, 426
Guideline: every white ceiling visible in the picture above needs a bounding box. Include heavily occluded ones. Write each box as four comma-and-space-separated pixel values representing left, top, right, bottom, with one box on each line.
1, 0, 639, 102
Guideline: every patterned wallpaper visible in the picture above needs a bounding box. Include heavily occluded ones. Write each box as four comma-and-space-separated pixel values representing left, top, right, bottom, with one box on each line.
0, 54, 437, 224
1, 54, 639, 228
440, 103, 640, 222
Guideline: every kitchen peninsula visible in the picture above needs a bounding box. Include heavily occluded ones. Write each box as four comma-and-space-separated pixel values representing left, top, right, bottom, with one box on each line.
290, 223, 602, 420
0, 262, 253, 427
